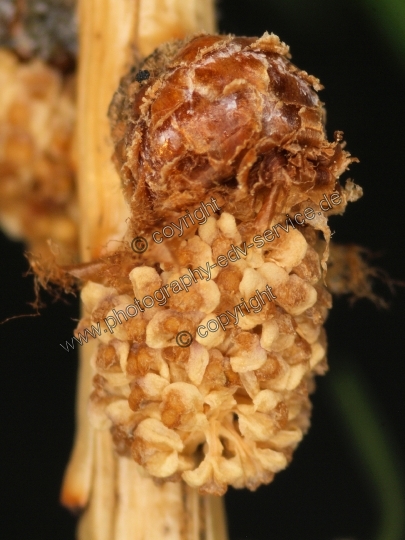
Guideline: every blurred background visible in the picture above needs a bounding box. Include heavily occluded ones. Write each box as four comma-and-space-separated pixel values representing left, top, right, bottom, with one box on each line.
0, 1, 404, 539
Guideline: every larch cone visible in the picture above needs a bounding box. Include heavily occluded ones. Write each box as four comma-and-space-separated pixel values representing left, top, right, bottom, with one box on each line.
75, 32, 361, 497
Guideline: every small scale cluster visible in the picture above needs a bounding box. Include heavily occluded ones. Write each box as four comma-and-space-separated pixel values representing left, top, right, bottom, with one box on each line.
84, 211, 330, 495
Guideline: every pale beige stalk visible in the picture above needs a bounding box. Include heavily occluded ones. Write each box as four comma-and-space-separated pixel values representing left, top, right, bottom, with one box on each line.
60, 1, 227, 539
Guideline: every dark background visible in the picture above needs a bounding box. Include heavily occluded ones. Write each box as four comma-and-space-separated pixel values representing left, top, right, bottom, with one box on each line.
1, 1, 404, 539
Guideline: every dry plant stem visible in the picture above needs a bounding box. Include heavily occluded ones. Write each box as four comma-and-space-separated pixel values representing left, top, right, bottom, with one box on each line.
76, 0, 136, 260
61, 340, 96, 509
136, 0, 216, 57
61, 0, 226, 539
